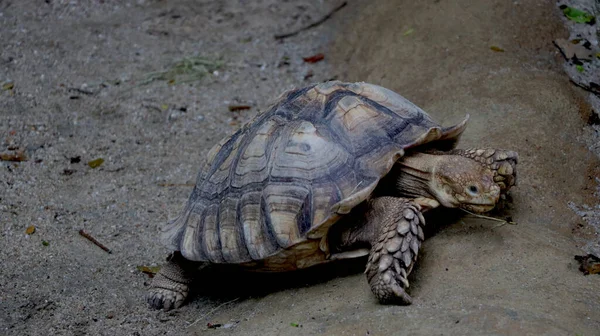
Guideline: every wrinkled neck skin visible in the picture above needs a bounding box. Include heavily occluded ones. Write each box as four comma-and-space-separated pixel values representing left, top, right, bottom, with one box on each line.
394, 152, 444, 208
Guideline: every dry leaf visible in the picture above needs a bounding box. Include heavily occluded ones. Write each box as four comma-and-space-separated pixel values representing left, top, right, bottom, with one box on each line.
490, 46, 505, 52
303, 53, 325, 63
137, 265, 161, 277
88, 158, 104, 168
0, 149, 27, 162
2, 82, 14, 90
25, 225, 36, 235
574, 254, 600, 275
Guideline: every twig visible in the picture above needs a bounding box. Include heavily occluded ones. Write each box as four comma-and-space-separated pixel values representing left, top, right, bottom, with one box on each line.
186, 297, 240, 329
157, 183, 195, 187
569, 79, 600, 96
552, 40, 569, 61
274, 2, 347, 40
68, 87, 95, 95
79, 229, 112, 254
460, 209, 517, 227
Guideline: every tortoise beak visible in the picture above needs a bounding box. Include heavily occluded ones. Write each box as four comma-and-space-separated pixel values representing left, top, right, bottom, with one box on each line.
462, 203, 496, 213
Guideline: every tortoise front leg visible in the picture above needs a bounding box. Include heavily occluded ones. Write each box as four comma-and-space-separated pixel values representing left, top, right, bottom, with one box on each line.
450, 148, 518, 196
147, 251, 199, 311
364, 197, 426, 304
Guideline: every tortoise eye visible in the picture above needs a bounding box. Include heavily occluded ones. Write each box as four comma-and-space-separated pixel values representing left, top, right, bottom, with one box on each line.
468, 185, 478, 194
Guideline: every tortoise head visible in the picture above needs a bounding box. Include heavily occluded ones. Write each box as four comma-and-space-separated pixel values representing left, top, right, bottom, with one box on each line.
430, 155, 500, 213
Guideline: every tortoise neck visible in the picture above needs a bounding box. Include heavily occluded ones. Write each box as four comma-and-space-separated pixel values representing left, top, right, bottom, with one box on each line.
394, 152, 440, 199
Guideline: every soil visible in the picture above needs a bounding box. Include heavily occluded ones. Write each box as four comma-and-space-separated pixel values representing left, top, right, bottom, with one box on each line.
1, 0, 599, 335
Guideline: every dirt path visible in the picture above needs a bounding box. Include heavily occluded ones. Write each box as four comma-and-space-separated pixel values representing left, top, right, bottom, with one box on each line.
1, 0, 599, 335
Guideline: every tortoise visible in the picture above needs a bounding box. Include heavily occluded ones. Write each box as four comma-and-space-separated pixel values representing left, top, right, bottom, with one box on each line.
147, 81, 518, 310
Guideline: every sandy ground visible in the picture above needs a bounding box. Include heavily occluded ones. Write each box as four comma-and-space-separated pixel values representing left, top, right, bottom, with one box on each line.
1, 0, 599, 335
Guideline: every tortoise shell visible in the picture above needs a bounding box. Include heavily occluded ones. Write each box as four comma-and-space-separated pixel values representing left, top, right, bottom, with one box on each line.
161, 81, 467, 270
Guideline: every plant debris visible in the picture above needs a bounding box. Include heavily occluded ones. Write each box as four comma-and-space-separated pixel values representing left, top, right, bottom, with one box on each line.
403, 28, 414, 36
68, 87, 95, 96
137, 265, 161, 277
63, 169, 76, 176
207, 323, 222, 329
157, 182, 195, 187
290, 322, 301, 327
576, 64, 585, 73
490, 46, 505, 52
228, 104, 251, 112
0, 149, 27, 162
304, 70, 314, 80
88, 158, 104, 168
25, 225, 36, 235
2, 82, 14, 90
42, 240, 49, 246
560, 6, 596, 24
79, 229, 112, 254
139, 56, 224, 86
303, 53, 325, 63
274, 1, 347, 39
574, 254, 600, 275
186, 298, 240, 329
206, 322, 237, 329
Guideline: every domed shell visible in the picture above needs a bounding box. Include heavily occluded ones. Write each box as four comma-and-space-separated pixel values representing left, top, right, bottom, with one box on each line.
160, 81, 467, 270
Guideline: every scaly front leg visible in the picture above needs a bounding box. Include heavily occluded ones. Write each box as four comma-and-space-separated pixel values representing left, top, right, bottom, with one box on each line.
365, 197, 426, 304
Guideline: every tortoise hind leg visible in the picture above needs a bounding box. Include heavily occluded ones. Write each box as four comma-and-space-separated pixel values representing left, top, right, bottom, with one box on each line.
147, 252, 201, 311
361, 197, 426, 304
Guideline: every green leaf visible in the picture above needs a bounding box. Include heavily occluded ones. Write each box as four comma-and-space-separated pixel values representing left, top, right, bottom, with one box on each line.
576, 65, 584, 73
290, 322, 300, 327
88, 158, 104, 168
562, 7, 595, 24
42, 240, 49, 246
403, 28, 414, 36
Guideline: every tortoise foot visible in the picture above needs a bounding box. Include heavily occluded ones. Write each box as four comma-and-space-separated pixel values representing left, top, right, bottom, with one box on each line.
147, 286, 188, 311
146, 253, 192, 311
